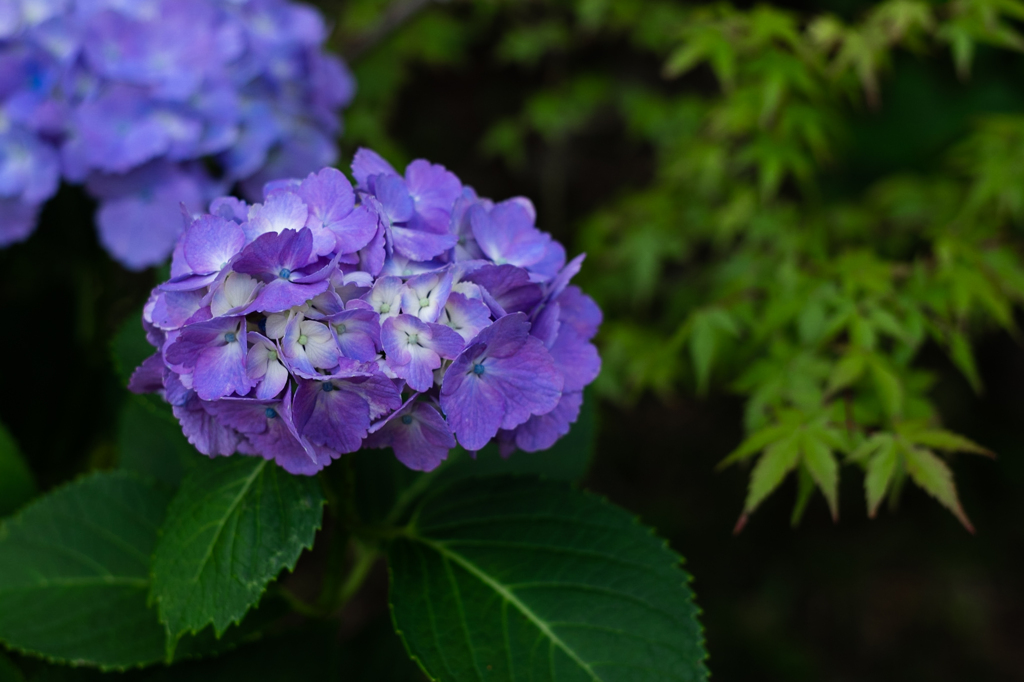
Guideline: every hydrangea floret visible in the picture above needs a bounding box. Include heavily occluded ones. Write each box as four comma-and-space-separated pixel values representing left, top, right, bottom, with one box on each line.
130, 149, 603, 474
0, 0, 353, 269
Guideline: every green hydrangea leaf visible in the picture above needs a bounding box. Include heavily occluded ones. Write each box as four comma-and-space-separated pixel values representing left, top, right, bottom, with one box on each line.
389, 476, 707, 682
0, 422, 35, 518
150, 457, 324, 652
0, 472, 171, 669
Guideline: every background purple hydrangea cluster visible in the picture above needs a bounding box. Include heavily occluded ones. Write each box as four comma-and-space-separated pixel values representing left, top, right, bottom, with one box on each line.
130, 149, 602, 474
0, 0, 353, 269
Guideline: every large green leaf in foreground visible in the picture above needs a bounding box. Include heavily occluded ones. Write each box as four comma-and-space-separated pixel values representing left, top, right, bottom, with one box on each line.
389, 476, 707, 682
150, 456, 324, 647
0, 421, 36, 518
0, 472, 170, 669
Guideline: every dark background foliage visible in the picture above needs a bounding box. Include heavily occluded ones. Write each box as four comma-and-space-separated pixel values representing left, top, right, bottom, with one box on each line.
2, 0, 1023, 679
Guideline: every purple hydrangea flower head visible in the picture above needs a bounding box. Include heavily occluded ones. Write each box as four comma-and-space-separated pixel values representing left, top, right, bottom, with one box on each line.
0, 0, 354, 267
131, 150, 602, 475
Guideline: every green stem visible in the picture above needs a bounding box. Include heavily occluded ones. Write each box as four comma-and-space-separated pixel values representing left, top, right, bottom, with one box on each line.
382, 456, 452, 526
334, 539, 380, 612
273, 585, 323, 618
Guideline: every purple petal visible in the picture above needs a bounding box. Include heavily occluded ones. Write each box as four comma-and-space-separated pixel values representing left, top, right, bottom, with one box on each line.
327, 308, 381, 361
530, 300, 561, 348
441, 313, 563, 447
193, 336, 251, 400
292, 378, 372, 455
464, 264, 543, 315
381, 314, 463, 392
159, 272, 219, 292
0, 198, 41, 246
374, 174, 415, 224
464, 311, 531, 359
545, 253, 586, 304
382, 315, 465, 390
527, 240, 566, 282
469, 200, 550, 268
549, 325, 601, 392
150, 290, 206, 330
244, 278, 330, 314
400, 268, 453, 323
207, 396, 324, 475
328, 203, 377, 254
440, 292, 493, 342
351, 147, 398, 188
404, 158, 461, 231
246, 333, 288, 400
335, 371, 403, 420
366, 401, 455, 471
439, 361, 507, 451
358, 222, 386, 276
512, 391, 583, 452
297, 167, 354, 228
165, 316, 244, 368
182, 215, 245, 274
483, 336, 563, 430
556, 285, 603, 340
234, 228, 313, 278
128, 353, 165, 394
245, 192, 308, 241
210, 196, 248, 222
390, 225, 458, 262
172, 393, 240, 457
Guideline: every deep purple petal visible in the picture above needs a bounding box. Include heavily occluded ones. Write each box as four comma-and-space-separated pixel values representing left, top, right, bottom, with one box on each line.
128, 353, 165, 394
441, 312, 562, 446
165, 316, 244, 368
464, 311, 531, 359
366, 401, 455, 471
172, 394, 240, 457
293, 378, 372, 454
464, 264, 543, 316
244, 278, 330, 314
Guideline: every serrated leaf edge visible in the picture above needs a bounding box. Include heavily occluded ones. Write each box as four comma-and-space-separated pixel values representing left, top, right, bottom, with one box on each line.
386, 475, 709, 681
